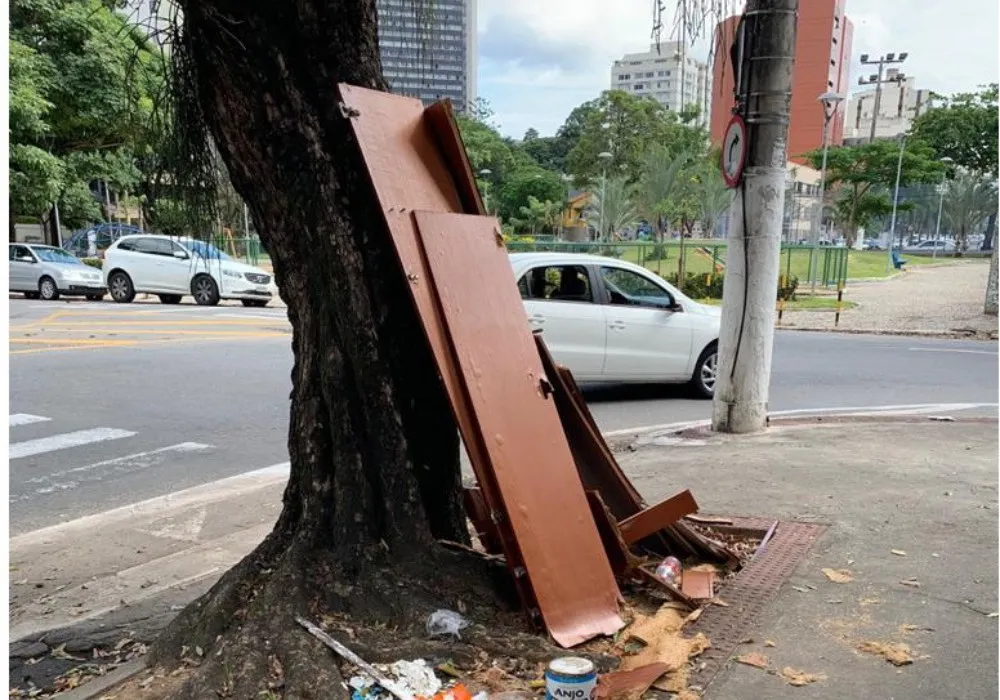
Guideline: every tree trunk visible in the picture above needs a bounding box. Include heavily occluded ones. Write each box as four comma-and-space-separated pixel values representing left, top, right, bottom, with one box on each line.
983, 212, 997, 252
147, 1, 505, 696
9, 200, 17, 242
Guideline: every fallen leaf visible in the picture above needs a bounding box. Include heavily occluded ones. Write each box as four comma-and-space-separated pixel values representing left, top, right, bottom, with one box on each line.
764, 640, 776, 648
891, 549, 907, 557
822, 568, 854, 584
858, 641, 914, 666
804, 583, 817, 591
779, 667, 827, 686
685, 608, 703, 624
899, 579, 921, 588
709, 598, 729, 607
50, 644, 84, 661
735, 653, 769, 669
195, 646, 204, 658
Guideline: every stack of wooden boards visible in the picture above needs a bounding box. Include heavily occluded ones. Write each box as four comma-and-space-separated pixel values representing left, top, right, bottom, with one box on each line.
339, 84, 736, 648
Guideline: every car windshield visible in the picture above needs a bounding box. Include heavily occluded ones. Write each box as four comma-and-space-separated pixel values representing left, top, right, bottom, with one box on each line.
33, 247, 82, 264
182, 240, 231, 261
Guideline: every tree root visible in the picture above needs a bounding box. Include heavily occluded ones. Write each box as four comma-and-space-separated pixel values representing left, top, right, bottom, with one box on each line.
150, 535, 571, 699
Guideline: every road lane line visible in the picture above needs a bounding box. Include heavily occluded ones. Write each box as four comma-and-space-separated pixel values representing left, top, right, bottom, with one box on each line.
908, 347, 998, 355
18, 442, 214, 499
10, 428, 137, 460
9, 414, 51, 427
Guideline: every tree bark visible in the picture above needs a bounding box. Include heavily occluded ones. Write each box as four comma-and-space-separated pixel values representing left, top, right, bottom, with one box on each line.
149, 0, 484, 695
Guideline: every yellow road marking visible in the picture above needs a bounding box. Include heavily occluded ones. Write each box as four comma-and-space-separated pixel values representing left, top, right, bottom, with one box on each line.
9, 334, 288, 355
10, 338, 137, 346
22, 319, 284, 327
15, 328, 288, 337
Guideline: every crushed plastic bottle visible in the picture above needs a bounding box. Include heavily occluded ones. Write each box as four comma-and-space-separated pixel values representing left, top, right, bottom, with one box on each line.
426, 609, 470, 640
654, 556, 682, 586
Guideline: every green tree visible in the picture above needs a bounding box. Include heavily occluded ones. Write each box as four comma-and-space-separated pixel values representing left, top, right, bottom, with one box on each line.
910, 85, 998, 176
633, 144, 692, 239
805, 140, 944, 246
496, 166, 566, 224
565, 90, 706, 185
512, 195, 563, 235
942, 170, 998, 254
9, 0, 164, 240
585, 175, 638, 240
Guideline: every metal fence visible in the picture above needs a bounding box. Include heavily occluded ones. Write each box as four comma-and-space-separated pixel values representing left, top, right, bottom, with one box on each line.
505, 240, 850, 291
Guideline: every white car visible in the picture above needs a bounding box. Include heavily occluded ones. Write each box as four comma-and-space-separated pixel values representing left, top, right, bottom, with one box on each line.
103, 235, 273, 307
9, 243, 106, 301
509, 253, 721, 397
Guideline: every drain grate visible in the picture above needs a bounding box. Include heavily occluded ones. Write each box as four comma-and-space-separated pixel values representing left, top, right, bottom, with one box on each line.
687, 516, 827, 690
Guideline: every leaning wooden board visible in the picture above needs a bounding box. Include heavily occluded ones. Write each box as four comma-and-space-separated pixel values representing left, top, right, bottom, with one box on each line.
414, 210, 624, 647
338, 84, 536, 617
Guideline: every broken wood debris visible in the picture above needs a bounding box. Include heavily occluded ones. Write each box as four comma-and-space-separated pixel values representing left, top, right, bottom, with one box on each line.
340, 83, 738, 647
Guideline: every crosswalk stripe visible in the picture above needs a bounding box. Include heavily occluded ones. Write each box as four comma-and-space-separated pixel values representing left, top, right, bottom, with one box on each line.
9, 414, 51, 427
20, 442, 214, 498
10, 428, 137, 460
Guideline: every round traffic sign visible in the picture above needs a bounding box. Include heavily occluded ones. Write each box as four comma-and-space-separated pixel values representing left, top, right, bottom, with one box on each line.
720, 115, 747, 188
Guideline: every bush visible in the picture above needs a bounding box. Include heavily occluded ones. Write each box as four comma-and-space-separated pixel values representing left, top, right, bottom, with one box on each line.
646, 244, 668, 261
662, 272, 797, 302
82, 257, 102, 270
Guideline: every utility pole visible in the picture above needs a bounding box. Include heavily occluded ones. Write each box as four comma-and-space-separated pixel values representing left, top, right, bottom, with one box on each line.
858, 52, 908, 143
712, 0, 797, 434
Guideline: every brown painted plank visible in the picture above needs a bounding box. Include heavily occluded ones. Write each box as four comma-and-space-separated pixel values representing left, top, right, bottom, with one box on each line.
618, 490, 699, 545
414, 210, 623, 647
585, 491, 643, 575
339, 85, 537, 616
463, 487, 503, 555
424, 100, 486, 215
680, 569, 716, 600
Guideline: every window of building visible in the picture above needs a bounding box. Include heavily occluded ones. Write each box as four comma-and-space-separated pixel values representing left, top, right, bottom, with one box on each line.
634, 83, 644, 90
618, 73, 631, 80
646, 71, 654, 77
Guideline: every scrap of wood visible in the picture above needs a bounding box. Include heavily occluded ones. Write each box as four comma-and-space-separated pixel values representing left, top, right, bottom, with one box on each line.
586, 491, 644, 574
295, 616, 414, 700
595, 662, 670, 700
684, 515, 733, 526
634, 566, 697, 608
680, 569, 715, 600
462, 487, 503, 555
619, 490, 699, 545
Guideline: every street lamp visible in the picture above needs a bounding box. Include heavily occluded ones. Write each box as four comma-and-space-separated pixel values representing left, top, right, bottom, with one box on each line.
932, 157, 954, 259
560, 173, 573, 239
479, 168, 492, 214
859, 53, 908, 142
597, 151, 613, 241
810, 91, 844, 294
886, 135, 907, 271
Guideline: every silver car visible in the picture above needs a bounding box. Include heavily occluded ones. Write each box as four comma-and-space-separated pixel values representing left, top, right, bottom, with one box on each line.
9, 243, 106, 301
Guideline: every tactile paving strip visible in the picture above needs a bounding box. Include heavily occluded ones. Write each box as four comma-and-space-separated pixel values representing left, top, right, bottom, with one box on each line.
687, 517, 828, 689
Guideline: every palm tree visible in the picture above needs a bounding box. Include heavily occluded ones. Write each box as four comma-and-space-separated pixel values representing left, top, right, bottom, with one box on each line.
943, 170, 998, 255
634, 145, 691, 239
585, 174, 638, 241
695, 165, 733, 238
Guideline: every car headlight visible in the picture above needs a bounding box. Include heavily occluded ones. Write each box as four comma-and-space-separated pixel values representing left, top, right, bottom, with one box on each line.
222, 269, 243, 279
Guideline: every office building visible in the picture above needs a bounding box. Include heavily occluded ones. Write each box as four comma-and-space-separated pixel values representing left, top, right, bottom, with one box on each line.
844, 69, 935, 143
610, 42, 713, 125
377, 0, 477, 112
709, 0, 854, 164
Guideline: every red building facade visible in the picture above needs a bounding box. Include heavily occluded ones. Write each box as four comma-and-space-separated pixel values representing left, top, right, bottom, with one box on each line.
709, 0, 854, 165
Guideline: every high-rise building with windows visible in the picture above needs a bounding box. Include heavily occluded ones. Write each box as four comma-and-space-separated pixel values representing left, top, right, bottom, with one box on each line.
376, 0, 477, 112
610, 42, 712, 125
709, 0, 854, 164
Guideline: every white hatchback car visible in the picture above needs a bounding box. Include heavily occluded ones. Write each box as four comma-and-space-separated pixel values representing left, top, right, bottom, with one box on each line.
509, 253, 721, 397
103, 235, 273, 307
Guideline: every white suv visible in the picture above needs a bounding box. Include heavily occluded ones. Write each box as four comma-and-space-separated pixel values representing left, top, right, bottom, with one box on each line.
103, 235, 274, 307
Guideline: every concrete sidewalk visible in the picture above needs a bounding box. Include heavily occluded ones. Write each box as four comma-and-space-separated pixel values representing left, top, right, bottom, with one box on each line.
10, 416, 999, 699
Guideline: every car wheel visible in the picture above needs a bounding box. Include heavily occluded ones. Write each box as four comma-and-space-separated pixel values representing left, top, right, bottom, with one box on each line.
191, 275, 220, 306
158, 294, 182, 305
108, 271, 136, 303
86, 294, 104, 302
39, 276, 60, 301
241, 299, 269, 308
690, 344, 718, 399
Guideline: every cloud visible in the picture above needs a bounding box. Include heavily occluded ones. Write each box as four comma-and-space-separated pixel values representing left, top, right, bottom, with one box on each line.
475, 0, 999, 139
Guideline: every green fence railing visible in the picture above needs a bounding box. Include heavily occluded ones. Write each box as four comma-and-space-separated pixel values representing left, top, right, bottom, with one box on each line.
505, 239, 850, 291
209, 235, 268, 267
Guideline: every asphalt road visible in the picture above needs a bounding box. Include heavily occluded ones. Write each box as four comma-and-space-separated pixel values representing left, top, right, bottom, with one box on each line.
9, 297, 998, 533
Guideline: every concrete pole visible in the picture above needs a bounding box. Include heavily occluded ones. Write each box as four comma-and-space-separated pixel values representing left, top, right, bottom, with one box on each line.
712, 0, 797, 435
885, 137, 906, 271
869, 60, 885, 143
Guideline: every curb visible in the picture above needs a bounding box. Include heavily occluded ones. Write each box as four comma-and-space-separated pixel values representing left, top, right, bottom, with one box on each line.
56, 659, 147, 700
775, 326, 998, 340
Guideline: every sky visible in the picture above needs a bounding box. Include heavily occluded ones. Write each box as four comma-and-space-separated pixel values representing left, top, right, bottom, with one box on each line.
476, 0, 1000, 138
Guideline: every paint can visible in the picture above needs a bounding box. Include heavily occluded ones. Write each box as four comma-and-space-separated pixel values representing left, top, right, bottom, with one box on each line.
545, 657, 597, 700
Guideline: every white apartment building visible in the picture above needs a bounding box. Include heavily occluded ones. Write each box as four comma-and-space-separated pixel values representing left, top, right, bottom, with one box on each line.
610, 42, 712, 125
845, 69, 935, 143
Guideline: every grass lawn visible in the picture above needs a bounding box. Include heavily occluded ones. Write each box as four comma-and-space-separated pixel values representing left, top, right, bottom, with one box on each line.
698, 295, 857, 311
616, 244, 939, 282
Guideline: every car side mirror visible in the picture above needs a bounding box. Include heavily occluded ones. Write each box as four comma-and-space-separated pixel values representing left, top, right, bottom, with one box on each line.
666, 300, 683, 312
173, 250, 189, 259
18, 255, 35, 263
